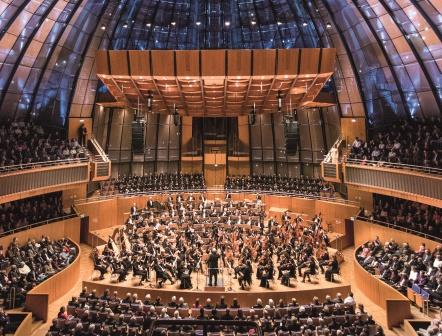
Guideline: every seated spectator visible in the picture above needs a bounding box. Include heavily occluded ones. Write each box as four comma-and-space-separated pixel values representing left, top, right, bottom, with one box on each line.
370, 195, 442, 238
101, 173, 206, 196
0, 192, 65, 233
357, 237, 442, 306
47, 291, 381, 336
0, 236, 76, 309
0, 121, 88, 170
225, 175, 334, 196
348, 117, 442, 168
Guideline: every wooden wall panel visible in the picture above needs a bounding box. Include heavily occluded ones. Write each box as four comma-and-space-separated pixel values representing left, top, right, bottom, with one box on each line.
201, 50, 225, 77
84, 279, 351, 308
12, 312, 33, 336
95, 50, 110, 75
128, 50, 151, 76
0, 217, 80, 248
320, 48, 337, 74
26, 240, 81, 321
299, 48, 320, 74
176, 50, 200, 78
347, 186, 373, 212
341, 117, 366, 142
151, 50, 175, 77
109, 50, 129, 76
315, 201, 359, 234
181, 116, 193, 149
227, 50, 251, 78
277, 49, 299, 75
252, 49, 276, 77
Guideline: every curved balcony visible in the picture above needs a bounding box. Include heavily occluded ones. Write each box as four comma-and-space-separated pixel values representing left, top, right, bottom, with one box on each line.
343, 159, 442, 207
0, 158, 90, 204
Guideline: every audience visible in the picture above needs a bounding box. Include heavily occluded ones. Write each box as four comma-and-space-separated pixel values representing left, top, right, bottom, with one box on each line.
0, 193, 65, 234
421, 319, 442, 336
101, 173, 205, 195
370, 195, 442, 238
349, 118, 442, 168
0, 236, 77, 309
357, 237, 442, 306
225, 175, 333, 196
47, 290, 383, 336
0, 121, 87, 170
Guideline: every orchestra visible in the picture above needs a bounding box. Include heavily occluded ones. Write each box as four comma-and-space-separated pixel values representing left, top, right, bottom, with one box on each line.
92, 193, 340, 290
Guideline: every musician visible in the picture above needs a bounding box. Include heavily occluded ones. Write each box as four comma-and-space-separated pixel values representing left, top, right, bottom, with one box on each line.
237, 260, 252, 290
133, 256, 149, 286
302, 257, 318, 283
207, 248, 220, 286
130, 203, 137, 216
153, 260, 174, 288
146, 198, 154, 209
325, 255, 340, 282
282, 211, 291, 223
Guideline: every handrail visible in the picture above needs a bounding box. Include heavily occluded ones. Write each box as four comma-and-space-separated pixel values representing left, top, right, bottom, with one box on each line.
0, 157, 89, 174
75, 188, 360, 206
345, 158, 442, 176
356, 216, 442, 244
0, 213, 78, 238
323, 135, 344, 163
89, 136, 109, 162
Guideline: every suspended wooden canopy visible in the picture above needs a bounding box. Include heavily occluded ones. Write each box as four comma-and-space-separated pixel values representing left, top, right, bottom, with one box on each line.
96, 48, 336, 116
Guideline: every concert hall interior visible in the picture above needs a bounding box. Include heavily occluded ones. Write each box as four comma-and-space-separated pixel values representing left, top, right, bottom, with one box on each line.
0, 0, 441, 335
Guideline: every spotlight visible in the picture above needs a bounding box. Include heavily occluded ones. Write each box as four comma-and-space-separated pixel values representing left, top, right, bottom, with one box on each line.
249, 103, 256, 125
277, 90, 283, 112
225, 21, 230, 27
146, 23, 151, 27
251, 20, 256, 25
173, 105, 181, 127
171, 21, 176, 26
302, 22, 308, 27
196, 21, 201, 26
123, 23, 128, 28
326, 22, 332, 29
100, 25, 106, 30
147, 90, 153, 113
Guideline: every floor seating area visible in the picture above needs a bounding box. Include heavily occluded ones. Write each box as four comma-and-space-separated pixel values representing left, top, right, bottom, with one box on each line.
47, 290, 383, 336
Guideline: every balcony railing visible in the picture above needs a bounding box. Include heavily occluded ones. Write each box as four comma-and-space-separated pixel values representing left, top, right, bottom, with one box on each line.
357, 216, 442, 244
343, 160, 442, 206
0, 157, 89, 174
0, 213, 78, 238
0, 160, 90, 203
345, 158, 442, 176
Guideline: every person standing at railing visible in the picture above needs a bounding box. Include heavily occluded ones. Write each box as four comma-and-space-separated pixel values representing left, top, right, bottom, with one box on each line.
78, 122, 88, 147
330, 144, 339, 164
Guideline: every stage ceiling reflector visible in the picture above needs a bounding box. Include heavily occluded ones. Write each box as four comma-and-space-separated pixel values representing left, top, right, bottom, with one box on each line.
96, 48, 336, 116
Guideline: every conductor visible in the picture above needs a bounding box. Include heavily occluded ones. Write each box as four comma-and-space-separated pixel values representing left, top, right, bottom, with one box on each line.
207, 248, 220, 286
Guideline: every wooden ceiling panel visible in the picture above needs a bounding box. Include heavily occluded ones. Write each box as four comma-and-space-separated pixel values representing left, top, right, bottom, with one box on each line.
128, 50, 151, 77
97, 49, 336, 116
109, 50, 129, 76
176, 50, 199, 78
252, 49, 276, 77
201, 50, 225, 77
227, 49, 251, 78
151, 50, 175, 78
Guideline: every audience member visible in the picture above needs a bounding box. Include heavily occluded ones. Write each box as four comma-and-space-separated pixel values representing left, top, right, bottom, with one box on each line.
225, 175, 333, 196
0, 121, 87, 169
47, 291, 381, 336
0, 236, 77, 309
0, 193, 65, 233
349, 118, 442, 168
101, 173, 205, 196
370, 195, 442, 238
357, 237, 442, 306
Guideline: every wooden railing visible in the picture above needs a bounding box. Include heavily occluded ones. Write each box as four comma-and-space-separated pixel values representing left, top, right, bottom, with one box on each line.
354, 245, 411, 329
25, 239, 81, 322
88, 137, 111, 181
0, 160, 90, 204
343, 160, 442, 207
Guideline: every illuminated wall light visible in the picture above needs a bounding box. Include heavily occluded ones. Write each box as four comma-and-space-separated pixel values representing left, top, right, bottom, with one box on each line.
225, 21, 230, 27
